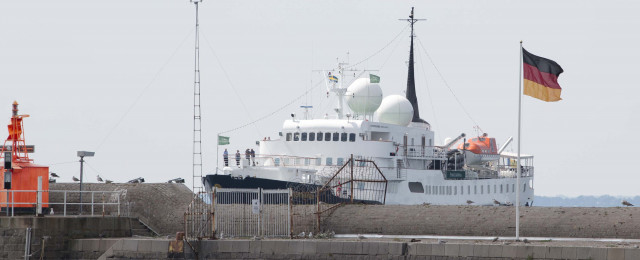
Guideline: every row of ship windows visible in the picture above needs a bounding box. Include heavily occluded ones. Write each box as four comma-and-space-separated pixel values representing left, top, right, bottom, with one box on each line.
411, 183, 529, 195
274, 157, 365, 167
285, 132, 357, 142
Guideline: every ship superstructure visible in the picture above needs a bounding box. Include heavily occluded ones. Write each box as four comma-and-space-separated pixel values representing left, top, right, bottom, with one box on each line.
204, 8, 534, 206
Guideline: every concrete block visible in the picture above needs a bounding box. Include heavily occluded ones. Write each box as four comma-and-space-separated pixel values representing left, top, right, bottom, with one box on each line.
275, 240, 289, 254
608, 248, 625, 260
122, 239, 138, 252
459, 244, 473, 257
289, 240, 304, 254
548, 246, 563, 259
444, 243, 460, 257
377, 242, 389, 255
388, 242, 403, 255
562, 246, 577, 259
343, 241, 363, 255
232, 240, 250, 253
137, 240, 152, 252
487, 244, 502, 258
471, 244, 488, 257
532, 245, 548, 258
405, 243, 416, 256
315, 241, 332, 254
260, 240, 278, 255
249, 240, 261, 254
516, 245, 534, 259
363, 241, 378, 255
415, 243, 431, 256
99, 239, 118, 252
431, 244, 445, 256
625, 248, 640, 260
217, 240, 233, 253
330, 241, 344, 254
151, 240, 169, 252
302, 240, 316, 255
82, 239, 100, 252
501, 245, 516, 258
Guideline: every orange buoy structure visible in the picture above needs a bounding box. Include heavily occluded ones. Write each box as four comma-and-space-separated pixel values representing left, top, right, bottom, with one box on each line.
0, 101, 49, 214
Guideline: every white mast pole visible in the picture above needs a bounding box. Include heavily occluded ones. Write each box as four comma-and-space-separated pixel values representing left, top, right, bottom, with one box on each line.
216, 134, 220, 173
516, 40, 523, 241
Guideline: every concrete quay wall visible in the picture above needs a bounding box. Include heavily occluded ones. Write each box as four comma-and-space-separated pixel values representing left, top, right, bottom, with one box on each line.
68, 238, 640, 260
0, 216, 132, 260
322, 205, 640, 238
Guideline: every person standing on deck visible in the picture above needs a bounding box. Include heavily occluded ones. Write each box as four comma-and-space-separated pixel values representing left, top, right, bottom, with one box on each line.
235, 150, 241, 167
245, 149, 251, 166
223, 149, 229, 167
251, 149, 256, 166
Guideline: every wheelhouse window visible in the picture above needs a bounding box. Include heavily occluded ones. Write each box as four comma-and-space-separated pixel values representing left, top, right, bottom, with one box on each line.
293, 132, 300, 141
326, 157, 333, 166
274, 158, 280, 166
349, 133, 356, 142
337, 158, 344, 166
309, 132, 315, 141
301, 132, 307, 141
332, 132, 339, 141
325, 133, 331, 141
286, 133, 292, 141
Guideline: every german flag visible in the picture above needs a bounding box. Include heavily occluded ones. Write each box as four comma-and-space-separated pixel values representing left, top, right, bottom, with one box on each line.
523, 48, 564, 102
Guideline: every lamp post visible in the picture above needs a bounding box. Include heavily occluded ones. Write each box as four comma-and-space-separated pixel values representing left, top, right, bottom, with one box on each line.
77, 151, 95, 214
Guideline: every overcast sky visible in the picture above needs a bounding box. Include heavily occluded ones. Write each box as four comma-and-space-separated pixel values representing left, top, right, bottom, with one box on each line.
1, 0, 638, 197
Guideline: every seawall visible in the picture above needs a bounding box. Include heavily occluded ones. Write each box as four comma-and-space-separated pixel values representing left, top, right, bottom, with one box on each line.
322, 205, 640, 238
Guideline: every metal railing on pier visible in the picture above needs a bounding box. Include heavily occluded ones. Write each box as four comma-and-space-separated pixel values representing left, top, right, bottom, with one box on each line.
1, 190, 123, 217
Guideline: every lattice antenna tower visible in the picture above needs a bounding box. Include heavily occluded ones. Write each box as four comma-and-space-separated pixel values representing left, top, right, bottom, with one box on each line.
190, 0, 203, 193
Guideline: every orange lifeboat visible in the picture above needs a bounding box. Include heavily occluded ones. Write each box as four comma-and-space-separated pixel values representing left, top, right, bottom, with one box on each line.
457, 134, 499, 165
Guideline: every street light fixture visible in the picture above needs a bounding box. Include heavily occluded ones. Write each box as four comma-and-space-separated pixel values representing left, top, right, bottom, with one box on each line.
77, 151, 95, 214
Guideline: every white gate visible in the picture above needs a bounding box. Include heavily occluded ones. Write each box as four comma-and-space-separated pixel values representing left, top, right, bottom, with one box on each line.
213, 188, 291, 238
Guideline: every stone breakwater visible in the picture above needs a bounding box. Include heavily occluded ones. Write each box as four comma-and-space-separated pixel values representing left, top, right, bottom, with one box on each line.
322, 204, 640, 239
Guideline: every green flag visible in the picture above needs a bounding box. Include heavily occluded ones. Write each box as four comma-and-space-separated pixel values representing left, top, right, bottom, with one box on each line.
369, 74, 380, 83
218, 135, 230, 145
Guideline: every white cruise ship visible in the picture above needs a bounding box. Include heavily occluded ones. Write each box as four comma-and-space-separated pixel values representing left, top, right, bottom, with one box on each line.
204, 8, 534, 206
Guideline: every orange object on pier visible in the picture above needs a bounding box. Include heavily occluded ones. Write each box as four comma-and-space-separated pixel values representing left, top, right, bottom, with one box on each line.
0, 101, 49, 214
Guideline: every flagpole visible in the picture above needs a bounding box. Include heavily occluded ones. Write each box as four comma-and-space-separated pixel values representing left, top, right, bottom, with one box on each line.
516, 40, 523, 241
216, 133, 220, 174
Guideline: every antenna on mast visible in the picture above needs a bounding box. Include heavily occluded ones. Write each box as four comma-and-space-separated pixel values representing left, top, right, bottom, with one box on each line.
190, 0, 203, 193
400, 7, 428, 125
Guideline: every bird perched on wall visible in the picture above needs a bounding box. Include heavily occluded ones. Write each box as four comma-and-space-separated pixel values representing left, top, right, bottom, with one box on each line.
72, 176, 79, 182
50, 172, 60, 178
622, 200, 634, 207
105, 179, 113, 184
493, 199, 501, 206
97, 175, 103, 182
466, 200, 474, 205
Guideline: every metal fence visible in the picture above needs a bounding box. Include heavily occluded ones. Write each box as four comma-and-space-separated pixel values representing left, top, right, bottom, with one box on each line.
184, 188, 291, 239
1, 189, 123, 217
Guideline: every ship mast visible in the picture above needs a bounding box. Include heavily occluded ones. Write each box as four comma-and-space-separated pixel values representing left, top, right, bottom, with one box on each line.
190, 0, 203, 193
401, 7, 428, 124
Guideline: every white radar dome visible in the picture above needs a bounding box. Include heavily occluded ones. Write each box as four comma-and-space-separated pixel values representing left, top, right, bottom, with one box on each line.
346, 78, 383, 114
375, 95, 414, 126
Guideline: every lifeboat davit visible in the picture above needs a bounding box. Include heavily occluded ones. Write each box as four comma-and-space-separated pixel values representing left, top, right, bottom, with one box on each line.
457, 134, 500, 165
